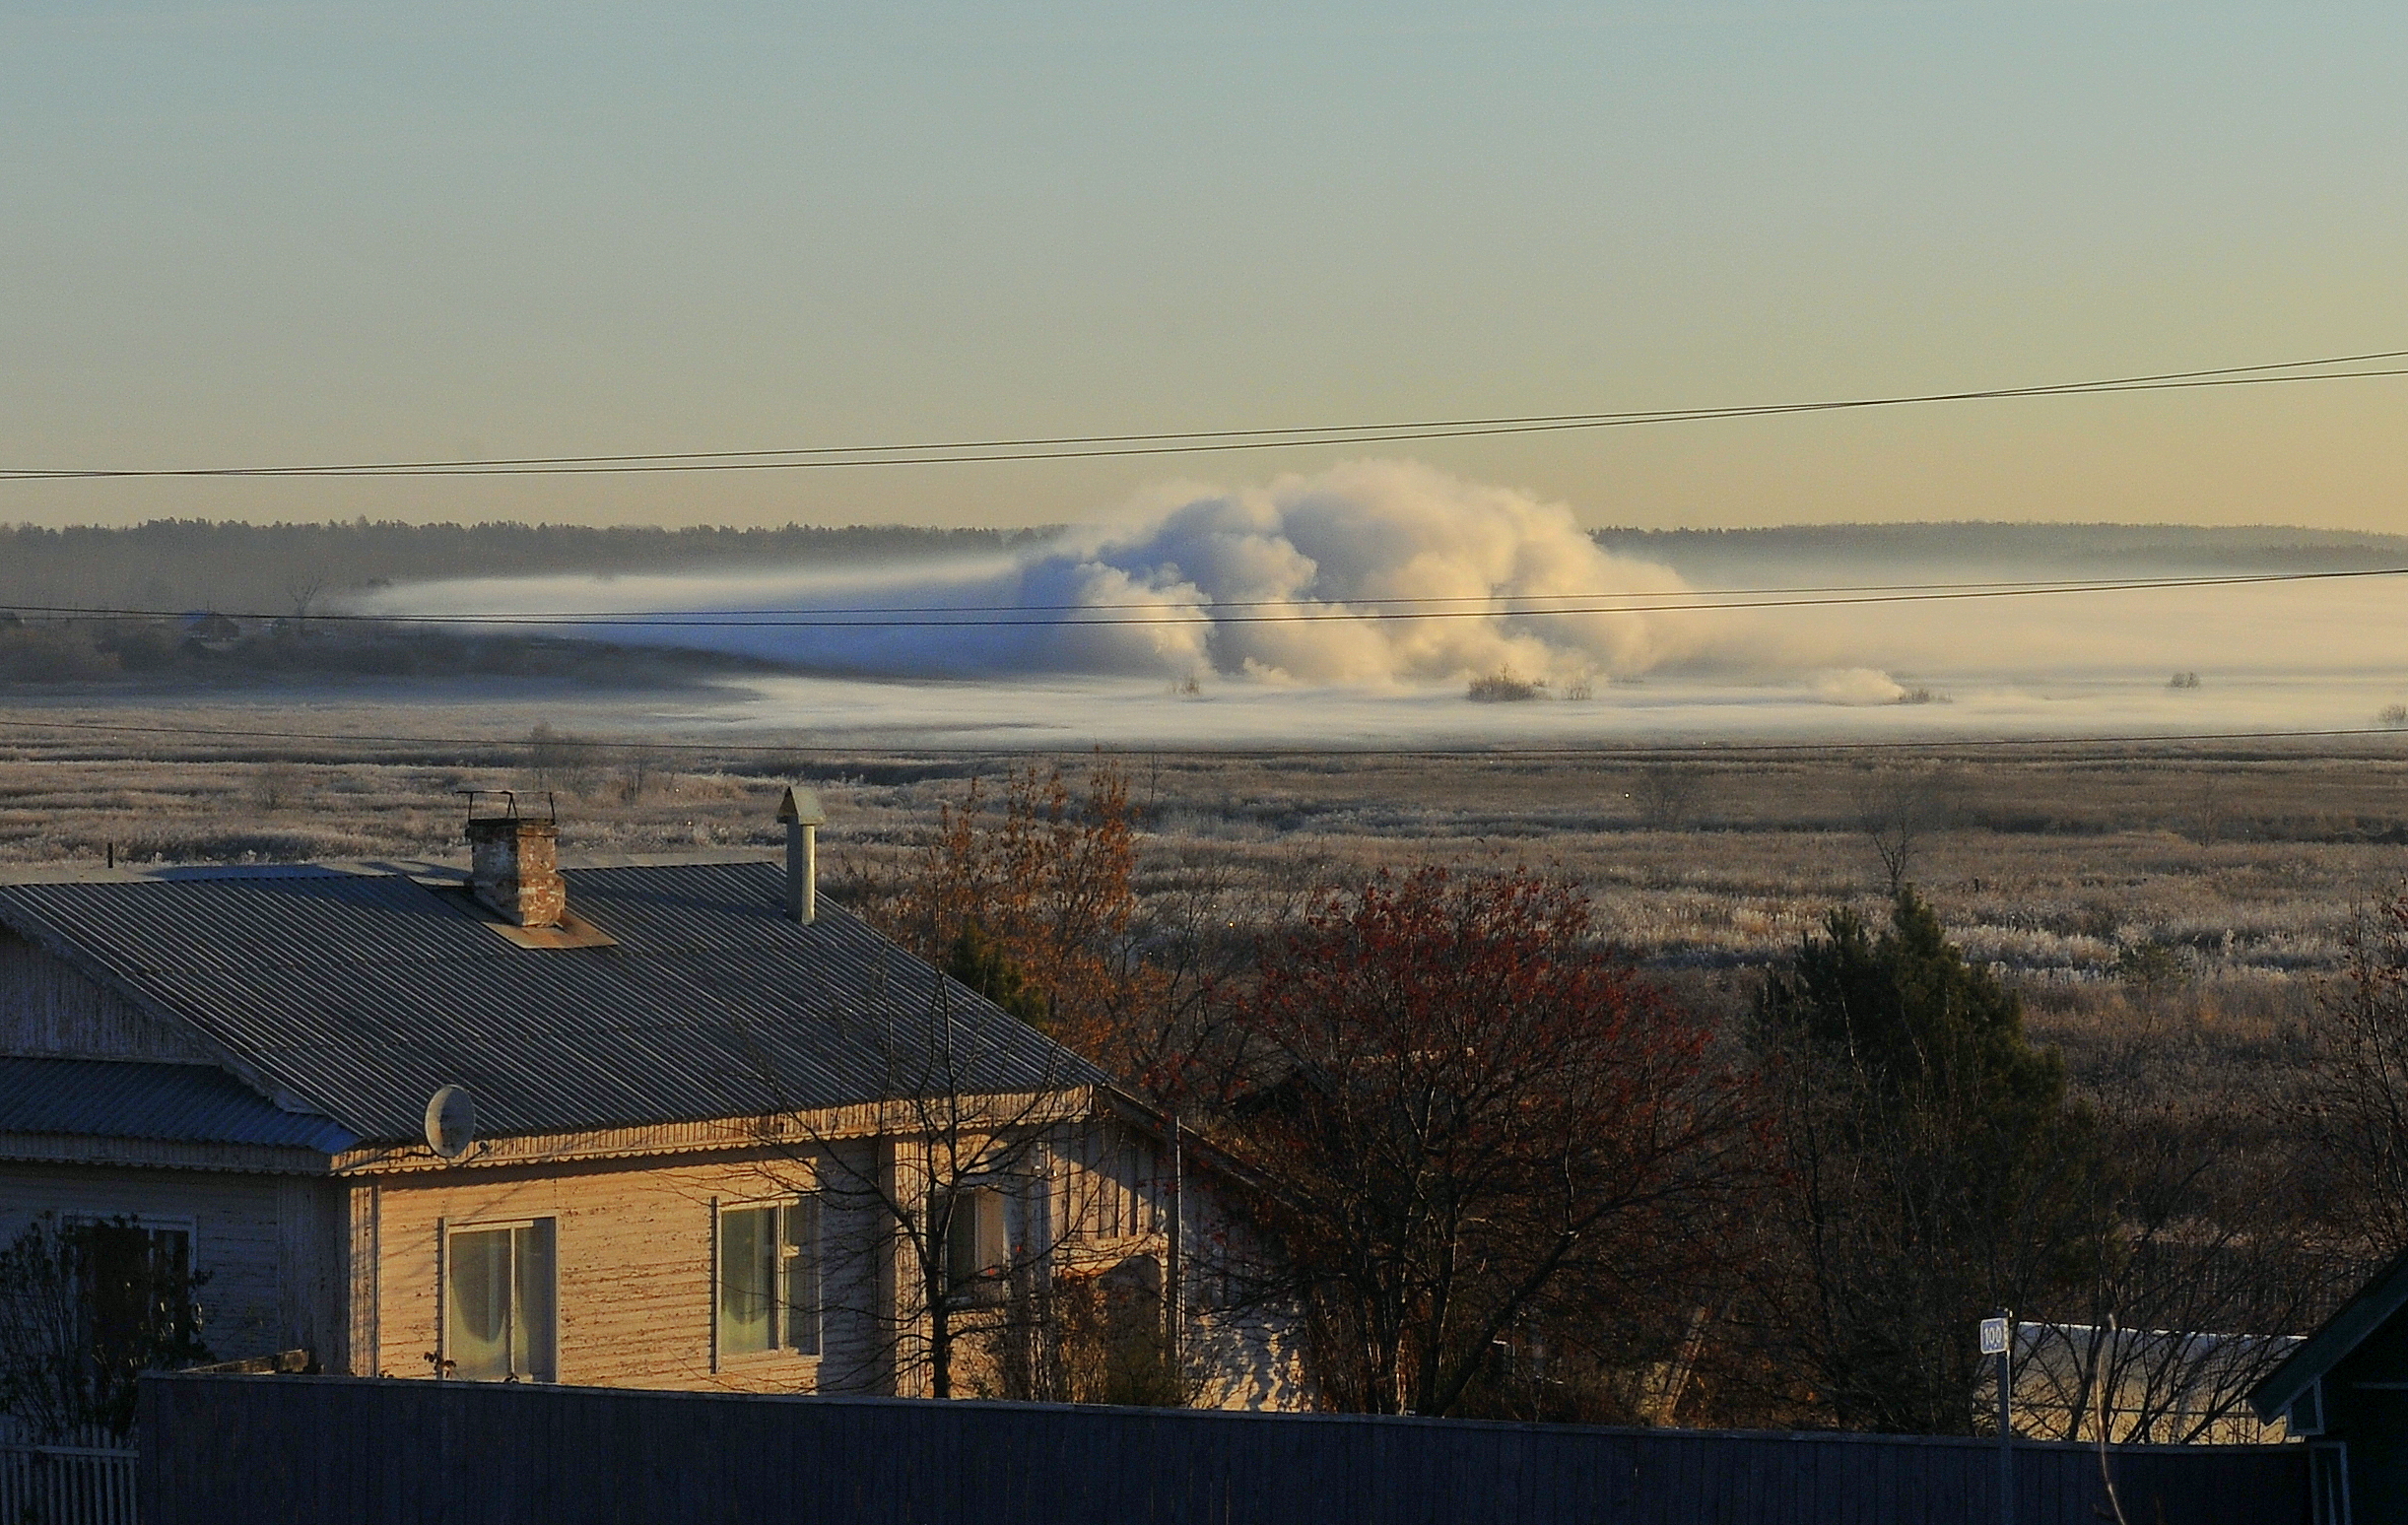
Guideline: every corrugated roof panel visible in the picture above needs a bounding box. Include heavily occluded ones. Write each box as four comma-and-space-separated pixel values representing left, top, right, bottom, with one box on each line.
0, 861, 1100, 1145
0, 1057, 357, 1152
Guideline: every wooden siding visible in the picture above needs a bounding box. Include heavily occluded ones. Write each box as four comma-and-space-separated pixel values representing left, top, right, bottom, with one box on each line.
273, 1176, 348, 1372
358, 1114, 1301, 1407
1053, 1121, 1164, 1245
0, 932, 212, 1064
346, 1184, 378, 1379
0, 1164, 288, 1360
366, 1145, 885, 1393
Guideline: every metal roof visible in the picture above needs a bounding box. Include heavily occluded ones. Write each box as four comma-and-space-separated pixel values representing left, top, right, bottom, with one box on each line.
0, 1057, 360, 1153
0, 861, 1100, 1146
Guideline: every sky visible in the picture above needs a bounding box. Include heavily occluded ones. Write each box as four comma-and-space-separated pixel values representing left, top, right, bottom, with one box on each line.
4, 1, 2405, 533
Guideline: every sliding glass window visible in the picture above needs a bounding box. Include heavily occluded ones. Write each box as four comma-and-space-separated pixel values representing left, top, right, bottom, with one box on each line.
446, 1220, 557, 1382
718, 1197, 821, 1359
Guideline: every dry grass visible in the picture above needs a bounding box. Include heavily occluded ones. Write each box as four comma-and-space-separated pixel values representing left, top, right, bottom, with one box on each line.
4, 698, 2402, 1110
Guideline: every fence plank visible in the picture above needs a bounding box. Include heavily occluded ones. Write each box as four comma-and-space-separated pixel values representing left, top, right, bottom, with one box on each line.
134, 1374, 2310, 1525
1, 1440, 140, 1525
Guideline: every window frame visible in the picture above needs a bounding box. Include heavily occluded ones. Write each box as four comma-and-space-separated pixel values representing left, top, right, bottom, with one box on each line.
60, 1211, 200, 1270
710, 1194, 824, 1369
437, 1216, 559, 1384
59, 1212, 203, 1358
940, 1182, 1014, 1307
2310, 1441, 2353, 1525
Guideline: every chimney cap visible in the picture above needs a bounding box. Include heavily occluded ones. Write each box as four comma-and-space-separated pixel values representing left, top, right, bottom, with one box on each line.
776, 785, 827, 827
459, 788, 556, 825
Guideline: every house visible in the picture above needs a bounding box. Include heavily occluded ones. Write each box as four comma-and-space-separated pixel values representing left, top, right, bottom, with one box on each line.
0, 790, 1300, 1409
2247, 1242, 2408, 1524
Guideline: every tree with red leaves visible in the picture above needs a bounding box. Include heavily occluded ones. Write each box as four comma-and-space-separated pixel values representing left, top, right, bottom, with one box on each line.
1214, 865, 1761, 1419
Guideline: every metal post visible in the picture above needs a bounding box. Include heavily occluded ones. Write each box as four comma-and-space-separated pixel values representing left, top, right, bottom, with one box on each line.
1165, 1114, 1183, 1375
1981, 1313, 2013, 1525
1998, 1333, 2014, 1525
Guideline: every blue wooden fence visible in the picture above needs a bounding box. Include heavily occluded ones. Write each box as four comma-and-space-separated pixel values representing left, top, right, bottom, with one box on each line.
139, 1372, 2306, 1525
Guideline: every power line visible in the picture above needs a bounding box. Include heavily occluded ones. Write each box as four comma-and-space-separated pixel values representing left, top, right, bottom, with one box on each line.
0, 713, 2400, 760
8, 349, 2407, 481
7, 565, 2402, 630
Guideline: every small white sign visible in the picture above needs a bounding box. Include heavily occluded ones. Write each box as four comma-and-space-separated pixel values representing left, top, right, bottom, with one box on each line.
1979, 1317, 2010, 1356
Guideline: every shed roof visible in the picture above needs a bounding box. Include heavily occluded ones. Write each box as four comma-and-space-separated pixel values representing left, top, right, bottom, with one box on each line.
0, 1057, 360, 1153
2248, 1239, 2408, 1421
0, 859, 1098, 1147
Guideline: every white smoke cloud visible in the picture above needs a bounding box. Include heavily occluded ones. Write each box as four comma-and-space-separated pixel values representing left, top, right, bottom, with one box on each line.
1811, 667, 1907, 705
342, 471, 2408, 746
362, 460, 1711, 687
1035, 460, 1703, 685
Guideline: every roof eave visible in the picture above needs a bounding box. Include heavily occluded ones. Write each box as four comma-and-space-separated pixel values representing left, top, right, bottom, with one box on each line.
331, 1086, 1104, 1176
0, 1132, 340, 1176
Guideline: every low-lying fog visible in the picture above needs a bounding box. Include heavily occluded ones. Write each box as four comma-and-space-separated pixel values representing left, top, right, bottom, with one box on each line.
351, 460, 2408, 749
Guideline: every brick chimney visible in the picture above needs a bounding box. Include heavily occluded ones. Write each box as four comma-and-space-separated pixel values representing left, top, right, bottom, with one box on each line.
467, 815, 566, 928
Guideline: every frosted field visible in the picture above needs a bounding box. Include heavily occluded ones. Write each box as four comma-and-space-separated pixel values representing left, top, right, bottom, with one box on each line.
652, 664, 2408, 753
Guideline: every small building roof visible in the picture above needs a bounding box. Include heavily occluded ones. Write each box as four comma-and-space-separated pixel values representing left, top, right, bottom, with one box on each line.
0, 858, 1098, 1148
2248, 1239, 2408, 1422
0, 1056, 360, 1153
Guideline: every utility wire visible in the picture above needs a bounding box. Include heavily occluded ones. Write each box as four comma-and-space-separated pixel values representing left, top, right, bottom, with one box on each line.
0, 714, 2401, 759
7, 349, 2407, 481
6, 565, 2403, 629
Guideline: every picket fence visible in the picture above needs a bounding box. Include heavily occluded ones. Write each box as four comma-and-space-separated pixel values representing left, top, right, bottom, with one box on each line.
0, 1423, 137, 1525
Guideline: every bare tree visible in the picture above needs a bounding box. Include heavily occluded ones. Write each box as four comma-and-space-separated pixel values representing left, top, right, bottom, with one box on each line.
859, 760, 1261, 1100
1849, 765, 1957, 895
1632, 762, 1707, 830
2015, 1032, 2340, 1443
2187, 772, 2224, 847
522, 723, 598, 797
615, 743, 665, 803
249, 762, 306, 814
732, 965, 1194, 1405
2305, 894, 2408, 1263
284, 575, 325, 622
0, 1214, 212, 1441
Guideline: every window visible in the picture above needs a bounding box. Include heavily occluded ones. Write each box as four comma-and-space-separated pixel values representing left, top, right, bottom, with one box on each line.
446, 1220, 556, 1382
717, 1197, 821, 1359
71, 1220, 198, 1366
943, 1186, 1010, 1302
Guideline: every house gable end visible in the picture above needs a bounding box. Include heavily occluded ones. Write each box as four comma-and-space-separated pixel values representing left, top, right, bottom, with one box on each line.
2250, 1241, 2408, 1422
0, 925, 219, 1064
0, 917, 320, 1125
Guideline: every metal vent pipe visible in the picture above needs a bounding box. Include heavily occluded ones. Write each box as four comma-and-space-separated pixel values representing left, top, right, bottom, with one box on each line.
777, 786, 828, 924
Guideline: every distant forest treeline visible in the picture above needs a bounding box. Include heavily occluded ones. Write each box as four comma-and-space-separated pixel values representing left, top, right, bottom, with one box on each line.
6, 518, 2399, 620
1592, 520, 2408, 569
0, 520, 1037, 617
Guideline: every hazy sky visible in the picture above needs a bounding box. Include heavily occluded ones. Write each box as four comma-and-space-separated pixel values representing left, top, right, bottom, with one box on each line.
4, 1, 2404, 532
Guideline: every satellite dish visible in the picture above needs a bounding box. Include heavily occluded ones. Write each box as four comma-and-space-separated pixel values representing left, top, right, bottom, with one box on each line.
424, 1086, 476, 1159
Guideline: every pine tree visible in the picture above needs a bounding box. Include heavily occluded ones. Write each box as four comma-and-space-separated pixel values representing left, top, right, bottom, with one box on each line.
1756, 890, 2107, 1433
943, 921, 1051, 1031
